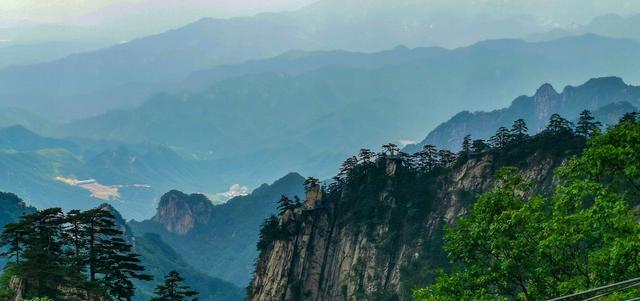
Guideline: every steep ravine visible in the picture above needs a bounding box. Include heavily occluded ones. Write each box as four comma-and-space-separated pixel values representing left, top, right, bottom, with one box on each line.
248, 138, 582, 301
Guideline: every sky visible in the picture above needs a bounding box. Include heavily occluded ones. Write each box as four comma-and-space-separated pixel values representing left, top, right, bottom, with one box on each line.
0, 0, 315, 24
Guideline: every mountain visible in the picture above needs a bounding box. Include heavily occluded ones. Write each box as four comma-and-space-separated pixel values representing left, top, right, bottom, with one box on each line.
406, 77, 640, 152
0, 125, 77, 152
0, 126, 233, 220
133, 233, 244, 301
248, 128, 587, 300
129, 172, 306, 286
1, 0, 624, 121
529, 13, 640, 43
60, 35, 640, 184
0, 192, 36, 236
183, 45, 448, 91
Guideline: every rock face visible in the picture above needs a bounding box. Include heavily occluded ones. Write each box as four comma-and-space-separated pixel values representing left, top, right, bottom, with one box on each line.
151, 190, 213, 235
248, 142, 580, 300
8, 277, 110, 301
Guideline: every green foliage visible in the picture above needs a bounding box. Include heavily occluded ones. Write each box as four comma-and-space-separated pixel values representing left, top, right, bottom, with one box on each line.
0, 207, 151, 300
150, 270, 198, 301
414, 118, 640, 300
23, 298, 54, 301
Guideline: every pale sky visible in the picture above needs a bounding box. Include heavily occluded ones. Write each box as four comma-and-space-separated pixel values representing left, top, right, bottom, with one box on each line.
0, 0, 316, 23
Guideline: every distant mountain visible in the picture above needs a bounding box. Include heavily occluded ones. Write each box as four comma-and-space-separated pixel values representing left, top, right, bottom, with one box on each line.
60, 35, 640, 183
0, 191, 37, 232
529, 13, 640, 43
129, 172, 306, 286
406, 77, 640, 152
133, 233, 244, 301
0, 0, 604, 121
0, 191, 37, 266
0, 125, 77, 152
0, 126, 233, 220
183, 45, 448, 91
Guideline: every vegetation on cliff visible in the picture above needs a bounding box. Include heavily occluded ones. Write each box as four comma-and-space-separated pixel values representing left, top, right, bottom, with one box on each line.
0, 208, 152, 300
252, 111, 598, 300
414, 112, 640, 300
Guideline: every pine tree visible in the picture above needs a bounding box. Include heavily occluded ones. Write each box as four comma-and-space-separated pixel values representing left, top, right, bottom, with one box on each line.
0, 219, 29, 264
471, 139, 488, 153
437, 150, 457, 167
304, 176, 320, 192
511, 119, 529, 142
489, 127, 511, 148
575, 110, 601, 137
461, 135, 472, 154
382, 143, 400, 157
544, 113, 573, 135
151, 270, 199, 301
97, 236, 152, 301
358, 148, 376, 164
619, 112, 638, 124
417, 144, 438, 171
18, 208, 68, 298
277, 195, 294, 215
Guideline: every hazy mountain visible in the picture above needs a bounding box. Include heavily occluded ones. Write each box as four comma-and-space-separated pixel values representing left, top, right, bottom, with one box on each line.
406, 77, 640, 152
129, 172, 306, 286
134, 233, 245, 301
529, 13, 640, 43
184, 45, 448, 90
59, 35, 640, 184
3, 0, 631, 121
0, 192, 37, 267
0, 126, 236, 220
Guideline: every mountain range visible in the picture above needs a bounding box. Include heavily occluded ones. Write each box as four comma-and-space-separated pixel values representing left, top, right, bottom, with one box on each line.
54, 35, 640, 187
130, 172, 305, 287
406, 76, 640, 152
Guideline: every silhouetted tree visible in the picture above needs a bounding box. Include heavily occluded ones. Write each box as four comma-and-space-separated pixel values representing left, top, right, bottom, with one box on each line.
437, 150, 457, 167
575, 110, 601, 137
303, 176, 320, 193
382, 143, 400, 157
150, 270, 198, 301
490, 127, 512, 149
358, 148, 376, 164
417, 144, 438, 171
544, 113, 573, 135
619, 112, 638, 124
277, 195, 294, 215
471, 139, 489, 153
511, 119, 529, 142
0, 219, 29, 264
461, 135, 472, 154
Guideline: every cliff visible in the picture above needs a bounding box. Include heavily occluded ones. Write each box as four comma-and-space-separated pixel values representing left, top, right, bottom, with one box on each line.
129, 172, 306, 286
8, 277, 110, 301
248, 135, 584, 300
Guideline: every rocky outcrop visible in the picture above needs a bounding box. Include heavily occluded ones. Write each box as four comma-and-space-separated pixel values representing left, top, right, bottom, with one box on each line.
8, 277, 110, 301
151, 190, 213, 235
248, 144, 579, 301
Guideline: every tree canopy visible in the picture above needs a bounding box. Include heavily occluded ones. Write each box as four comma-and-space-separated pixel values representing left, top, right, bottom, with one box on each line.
414, 116, 640, 300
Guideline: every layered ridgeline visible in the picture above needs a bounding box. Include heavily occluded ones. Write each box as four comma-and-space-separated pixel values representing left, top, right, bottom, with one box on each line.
0, 124, 250, 220
0, 195, 244, 301
130, 172, 305, 287
4, 0, 635, 119
55, 36, 640, 188
0, 192, 36, 267
246, 108, 626, 299
406, 76, 640, 152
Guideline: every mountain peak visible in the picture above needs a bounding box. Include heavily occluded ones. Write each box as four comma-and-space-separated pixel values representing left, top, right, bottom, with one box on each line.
534, 83, 559, 98
152, 190, 213, 235
582, 76, 627, 90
